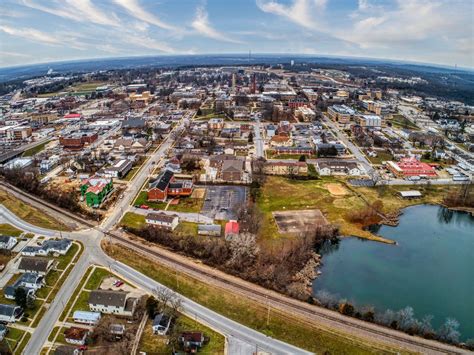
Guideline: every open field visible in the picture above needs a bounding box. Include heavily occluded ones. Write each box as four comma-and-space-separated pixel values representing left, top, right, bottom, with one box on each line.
134, 190, 203, 213
105, 243, 404, 355
0, 189, 70, 231
326, 183, 348, 196
258, 176, 454, 242
273, 209, 327, 234
367, 150, 394, 165
387, 114, 420, 130
120, 212, 146, 229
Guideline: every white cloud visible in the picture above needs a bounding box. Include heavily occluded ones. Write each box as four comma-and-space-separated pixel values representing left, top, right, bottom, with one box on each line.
191, 6, 243, 44
121, 34, 175, 53
256, 0, 326, 31
0, 25, 62, 45
20, 0, 120, 27
112, 0, 177, 31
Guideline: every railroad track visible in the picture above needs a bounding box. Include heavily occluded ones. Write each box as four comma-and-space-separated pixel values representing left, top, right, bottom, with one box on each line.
3, 182, 464, 354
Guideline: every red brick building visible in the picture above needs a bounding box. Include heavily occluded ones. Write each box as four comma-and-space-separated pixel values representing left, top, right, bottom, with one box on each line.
387, 157, 437, 178
147, 170, 193, 201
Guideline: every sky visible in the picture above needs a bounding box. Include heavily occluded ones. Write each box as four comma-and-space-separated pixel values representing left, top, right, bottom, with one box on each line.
0, 0, 473, 68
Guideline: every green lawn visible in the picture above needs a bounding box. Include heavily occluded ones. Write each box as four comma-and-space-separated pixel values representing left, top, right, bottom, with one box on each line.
175, 222, 199, 237
0, 223, 23, 237
14, 332, 31, 355
122, 167, 139, 181
388, 114, 420, 130
59, 267, 94, 321
106, 243, 405, 355
70, 290, 91, 314
84, 267, 112, 290
56, 242, 80, 270
134, 190, 203, 213
367, 150, 394, 165
120, 212, 146, 229
22, 140, 51, 157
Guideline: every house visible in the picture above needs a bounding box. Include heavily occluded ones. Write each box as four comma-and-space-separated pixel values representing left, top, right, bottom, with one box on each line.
4, 272, 44, 299
152, 313, 172, 335
72, 310, 101, 325
266, 124, 276, 138
64, 327, 89, 346
221, 159, 244, 182
197, 224, 222, 236
147, 170, 193, 201
316, 161, 364, 176
263, 161, 308, 176
179, 332, 205, 351
225, 220, 239, 239
0, 304, 23, 323
145, 213, 179, 231
18, 257, 53, 276
109, 324, 125, 337
103, 159, 133, 179
88, 290, 137, 317
22, 239, 72, 257
80, 176, 114, 208
0, 235, 17, 250
0, 324, 7, 341
270, 135, 292, 147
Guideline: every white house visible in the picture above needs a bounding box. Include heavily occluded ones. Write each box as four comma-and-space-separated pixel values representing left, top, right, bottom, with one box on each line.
152, 313, 172, 335
88, 290, 137, 317
73, 311, 101, 325
316, 161, 364, 176
64, 327, 89, 345
0, 304, 23, 323
0, 236, 17, 250
145, 213, 179, 231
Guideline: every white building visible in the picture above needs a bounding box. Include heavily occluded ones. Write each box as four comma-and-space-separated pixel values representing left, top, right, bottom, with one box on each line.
145, 212, 179, 231
88, 290, 137, 317
0, 235, 17, 250
73, 311, 101, 325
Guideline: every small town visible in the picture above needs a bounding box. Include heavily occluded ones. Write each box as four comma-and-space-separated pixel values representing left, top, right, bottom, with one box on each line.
0, 1, 473, 354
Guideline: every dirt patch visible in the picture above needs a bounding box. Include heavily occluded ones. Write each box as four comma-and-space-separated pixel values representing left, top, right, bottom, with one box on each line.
273, 209, 328, 234
191, 187, 206, 199
326, 183, 348, 196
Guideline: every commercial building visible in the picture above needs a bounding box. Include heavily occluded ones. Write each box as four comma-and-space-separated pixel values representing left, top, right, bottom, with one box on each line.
327, 105, 356, 124
60, 131, 98, 150
102, 159, 133, 179
356, 114, 382, 128
387, 157, 437, 178
145, 213, 179, 231
147, 170, 193, 201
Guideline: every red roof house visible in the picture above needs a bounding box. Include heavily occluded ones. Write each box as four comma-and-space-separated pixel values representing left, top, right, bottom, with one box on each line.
387, 157, 437, 177
225, 220, 239, 238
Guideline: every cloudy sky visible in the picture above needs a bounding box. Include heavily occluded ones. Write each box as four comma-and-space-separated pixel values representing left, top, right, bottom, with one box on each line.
0, 0, 473, 68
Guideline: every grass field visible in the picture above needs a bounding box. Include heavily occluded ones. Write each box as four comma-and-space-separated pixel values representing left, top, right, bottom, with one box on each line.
0, 189, 70, 231
84, 267, 112, 290
105, 243, 406, 355
120, 212, 146, 229
367, 150, 394, 165
22, 140, 51, 157
257, 176, 453, 242
388, 114, 420, 130
134, 191, 203, 213
0, 223, 23, 236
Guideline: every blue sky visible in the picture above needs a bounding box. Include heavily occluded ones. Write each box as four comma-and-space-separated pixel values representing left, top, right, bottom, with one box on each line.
0, 0, 473, 68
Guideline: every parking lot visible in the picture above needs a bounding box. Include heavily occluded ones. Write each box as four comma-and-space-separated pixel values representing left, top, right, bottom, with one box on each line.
201, 185, 247, 220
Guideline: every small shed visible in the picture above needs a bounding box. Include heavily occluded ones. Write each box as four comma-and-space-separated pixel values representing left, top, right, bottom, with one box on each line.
399, 190, 422, 199
198, 224, 222, 236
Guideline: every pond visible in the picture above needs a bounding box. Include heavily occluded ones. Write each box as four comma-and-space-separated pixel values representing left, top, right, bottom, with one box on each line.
313, 204, 474, 340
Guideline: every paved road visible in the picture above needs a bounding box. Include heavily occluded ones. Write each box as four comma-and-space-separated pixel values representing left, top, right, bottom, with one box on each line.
253, 116, 264, 158
322, 115, 374, 175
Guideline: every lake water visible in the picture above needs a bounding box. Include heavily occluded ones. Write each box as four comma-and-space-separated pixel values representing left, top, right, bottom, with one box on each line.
313, 204, 474, 340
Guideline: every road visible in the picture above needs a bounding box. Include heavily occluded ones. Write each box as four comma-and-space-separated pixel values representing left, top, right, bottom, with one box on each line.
1, 108, 469, 354
253, 115, 264, 158
321, 115, 374, 175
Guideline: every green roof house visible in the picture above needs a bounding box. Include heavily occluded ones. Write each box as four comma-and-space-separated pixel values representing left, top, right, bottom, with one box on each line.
80, 176, 113, 208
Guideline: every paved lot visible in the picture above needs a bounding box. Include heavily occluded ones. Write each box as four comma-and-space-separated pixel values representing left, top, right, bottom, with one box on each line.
201, 185, 247, 220
273, 209, 328, 234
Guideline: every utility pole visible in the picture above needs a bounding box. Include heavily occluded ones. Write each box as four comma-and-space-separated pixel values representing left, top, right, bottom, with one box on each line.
266, 295, 270, 327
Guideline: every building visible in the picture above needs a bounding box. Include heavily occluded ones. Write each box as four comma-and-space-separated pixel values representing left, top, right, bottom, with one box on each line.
356, 114, 382, 128
152, 313, 172, 335
60, 131, 98, 150
0, 304, 23, 323
295, 107, 316, 122
221, 159, 244, 182
386, 157, 437, 178
80, 176, 114, 208
64, 327, 89, 345
18, 257, 53, 276
225, 220, 239, 239
270, 135, 292, 147
263, 161, 308, 176
4, 272, 44, 299
21, 239, 72, 257
88, 290, 137, 317
73, 311, 101, 325
103, 159, 133, 179
179, 332, 205, 352
399, 190, 422, 199
197, 224, 222, 236
327, 105, 356, 124
208, 118, 225, 130
316, 161, 364, 176
0, 125, 32, 142
145, 213, 179, 231
3, 157, 33, 170
147, 170, 193, 201
0, 235, 17, 250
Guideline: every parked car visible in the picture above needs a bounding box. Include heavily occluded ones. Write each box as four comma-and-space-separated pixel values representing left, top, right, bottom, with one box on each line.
140, 205, 150, 209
